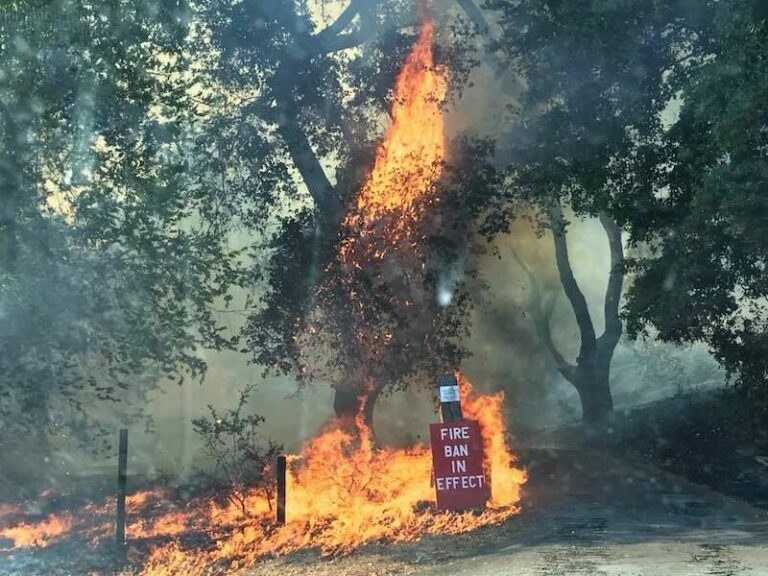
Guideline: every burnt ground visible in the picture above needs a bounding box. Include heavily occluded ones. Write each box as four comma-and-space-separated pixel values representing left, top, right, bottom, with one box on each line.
3, 446, 768, 575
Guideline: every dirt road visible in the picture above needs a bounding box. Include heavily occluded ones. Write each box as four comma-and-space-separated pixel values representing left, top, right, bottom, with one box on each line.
415, 448, 768, 576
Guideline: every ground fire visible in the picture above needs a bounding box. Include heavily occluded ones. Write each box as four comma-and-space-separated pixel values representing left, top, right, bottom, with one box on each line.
0, 376, 526, 575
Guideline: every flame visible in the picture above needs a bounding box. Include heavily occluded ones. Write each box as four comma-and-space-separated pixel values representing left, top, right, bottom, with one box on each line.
333, 20, 448, 379
353, 20, 445, 219
134, 374, 525, 574
0, 376, 526, 573
0, 511, 72, 549
342, 20, 446, 259
459, 373, 528, 505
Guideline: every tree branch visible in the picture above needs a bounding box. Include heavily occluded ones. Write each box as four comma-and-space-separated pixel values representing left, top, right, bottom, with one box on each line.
597, 211, 624, 355
510, 248, 577, 381
548, 200, 597, 364
307, 0, 378, 56
313, 1, 362, 41
455, 0, 489, 35
238, 3, 383, 224
241, 82, 342, 224
454, 0, 515, 80
276, 116, 342, 224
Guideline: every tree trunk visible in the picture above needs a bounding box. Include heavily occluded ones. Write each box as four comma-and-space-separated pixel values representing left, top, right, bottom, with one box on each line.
333, 385, 360, 420
332, 383, 381, 430
518, 204, 624, 427
573, 365, 613, 424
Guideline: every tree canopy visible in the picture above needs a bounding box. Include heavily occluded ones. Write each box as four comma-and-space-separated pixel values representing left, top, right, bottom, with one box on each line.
486, 0, 768, 417
0, 0, 241, 454
621, 0, 768, 413
3, 0, 768, 454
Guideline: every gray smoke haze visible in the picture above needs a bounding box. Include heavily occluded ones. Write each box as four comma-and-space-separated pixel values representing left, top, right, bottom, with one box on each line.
447, 51, 724, 430
3, 6, 725, 483
110, 53, 721, 478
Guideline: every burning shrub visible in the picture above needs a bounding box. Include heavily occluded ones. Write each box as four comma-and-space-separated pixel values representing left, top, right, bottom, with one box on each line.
192, 385, 282, 516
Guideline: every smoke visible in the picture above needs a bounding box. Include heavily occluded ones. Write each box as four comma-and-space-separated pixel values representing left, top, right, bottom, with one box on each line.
1, 4, 726, 484
457, 207, 724, 430
115, 208, 721, 476
136, 29, 708, 479
444, 52, 725, 429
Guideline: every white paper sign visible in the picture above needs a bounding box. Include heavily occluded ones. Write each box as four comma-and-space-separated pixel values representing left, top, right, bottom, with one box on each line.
439, 385, 460, 403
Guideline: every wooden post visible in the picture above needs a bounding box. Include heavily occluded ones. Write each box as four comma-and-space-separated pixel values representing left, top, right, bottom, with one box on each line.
116, 428, 128, 557
438, 372, 463, 423
276, 455, 286, 525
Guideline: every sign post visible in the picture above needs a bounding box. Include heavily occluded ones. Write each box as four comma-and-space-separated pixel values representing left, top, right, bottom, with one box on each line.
431, 373, 488, 510
437, 373, 462, 423
276, 455, 287, 525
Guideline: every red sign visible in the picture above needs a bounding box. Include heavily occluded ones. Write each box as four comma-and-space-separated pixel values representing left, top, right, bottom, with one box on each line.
429, 420, 487, 510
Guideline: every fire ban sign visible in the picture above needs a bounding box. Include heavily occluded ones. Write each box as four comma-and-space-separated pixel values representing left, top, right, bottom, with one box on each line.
429, 420, 487, 510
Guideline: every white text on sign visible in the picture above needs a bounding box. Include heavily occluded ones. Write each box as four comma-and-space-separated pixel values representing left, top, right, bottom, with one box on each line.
436, 425, 482, 487
429, 420, 487, 510
435, 474, 485, 491
439, 426, 470, 440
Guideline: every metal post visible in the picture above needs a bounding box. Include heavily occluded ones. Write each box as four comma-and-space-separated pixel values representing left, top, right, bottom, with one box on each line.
276, 455, 287, 525
116, 428, 128, 556
438, 372, 463, 423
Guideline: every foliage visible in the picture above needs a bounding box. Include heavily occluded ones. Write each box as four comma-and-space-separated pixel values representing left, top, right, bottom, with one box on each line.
191, 386, 282, 516
195, 1, 496, 413
620, 1, 768, 416
484, 0, 696, 228
0, 0, 243, 455
0, 0, 503, 455
476, 0, 673, 421
243, 135, 501, 420
486, 0, 768, 419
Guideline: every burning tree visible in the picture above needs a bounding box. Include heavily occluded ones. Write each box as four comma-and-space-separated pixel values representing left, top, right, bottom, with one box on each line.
220, 4, 500, 425
273, 23, 472, 425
